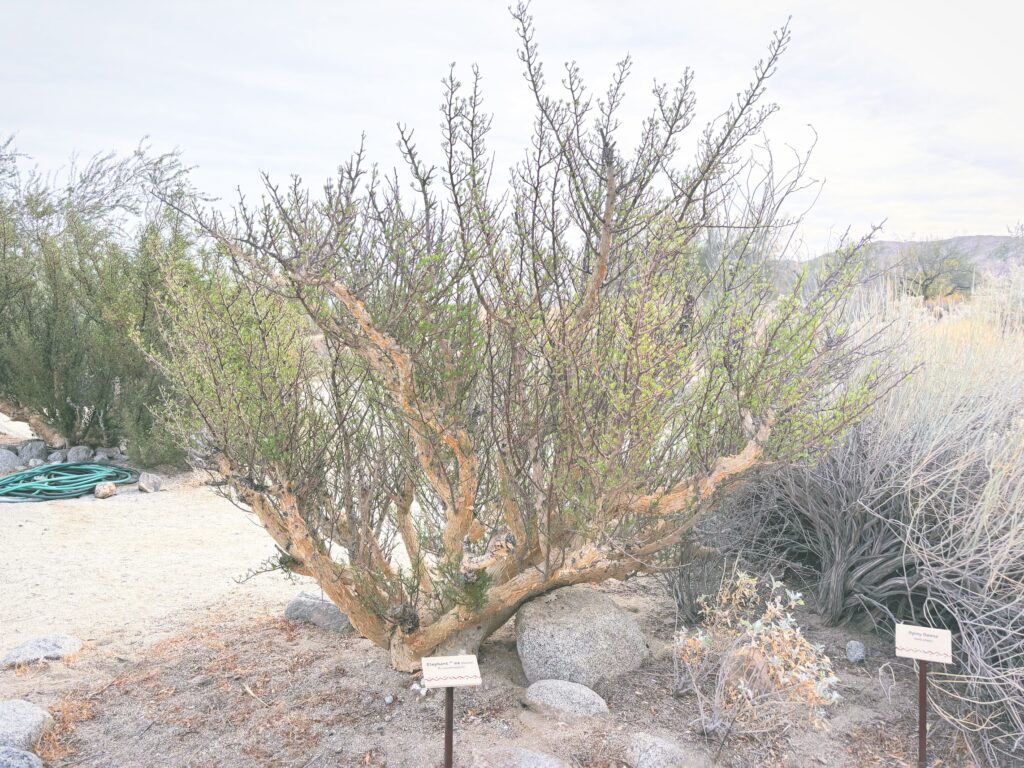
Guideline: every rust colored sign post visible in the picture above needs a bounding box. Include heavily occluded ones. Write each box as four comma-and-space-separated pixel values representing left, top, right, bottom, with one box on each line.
422, 654, 482, 768
444, 686, 454, 768
918, 660, 928, 767
895, 623, 952, 768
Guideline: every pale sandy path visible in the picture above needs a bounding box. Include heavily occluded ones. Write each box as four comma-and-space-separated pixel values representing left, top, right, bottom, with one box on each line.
0, 410, 34, 445
0, 475, 311, 653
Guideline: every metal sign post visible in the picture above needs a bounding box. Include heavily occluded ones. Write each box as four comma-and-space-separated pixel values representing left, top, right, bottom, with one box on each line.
444, 686, 454, 767
895, 623, 952, 768
421, 654, 482, 768
917, 660, 928, 767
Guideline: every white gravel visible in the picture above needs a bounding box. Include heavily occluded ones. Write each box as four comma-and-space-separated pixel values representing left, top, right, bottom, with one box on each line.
0, 475, 310, 653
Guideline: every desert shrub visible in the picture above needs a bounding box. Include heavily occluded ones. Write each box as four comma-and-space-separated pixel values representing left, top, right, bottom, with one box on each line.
0, 138, 185, 461
662, 539, 731, 624
674, 570, 840, 741
151, 8, 898, 670
729, 272, 1024, 763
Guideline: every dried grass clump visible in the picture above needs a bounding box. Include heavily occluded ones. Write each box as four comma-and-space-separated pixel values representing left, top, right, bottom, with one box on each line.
674, 570, 840, 743
37, 695, 97, 763
728, 271, 1024, 763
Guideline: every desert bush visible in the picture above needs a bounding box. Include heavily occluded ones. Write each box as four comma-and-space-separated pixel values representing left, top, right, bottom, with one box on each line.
898, 239, 974, 299
662, 539, 730, 624
674, 570, 840, 741
152, 8, 897, 670
0, 138, 185, 461
729, 272, 1024, 763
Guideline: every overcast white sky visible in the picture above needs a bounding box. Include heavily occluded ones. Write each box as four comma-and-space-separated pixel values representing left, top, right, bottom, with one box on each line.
3, 0, 1022, 255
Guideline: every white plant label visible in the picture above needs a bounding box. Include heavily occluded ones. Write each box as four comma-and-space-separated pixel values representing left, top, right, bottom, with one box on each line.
421, 654, 482, 689
895, 623, 952, 664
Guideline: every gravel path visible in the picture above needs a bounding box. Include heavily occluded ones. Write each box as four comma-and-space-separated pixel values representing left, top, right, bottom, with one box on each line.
0, 412, 34, 445
0, 475, 309, 653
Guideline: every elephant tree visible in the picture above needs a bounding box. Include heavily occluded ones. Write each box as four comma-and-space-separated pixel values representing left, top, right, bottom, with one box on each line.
156, 8, 895, 670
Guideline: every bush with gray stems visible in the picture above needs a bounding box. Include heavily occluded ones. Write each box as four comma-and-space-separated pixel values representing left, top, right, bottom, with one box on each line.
724, 271, 1024, 764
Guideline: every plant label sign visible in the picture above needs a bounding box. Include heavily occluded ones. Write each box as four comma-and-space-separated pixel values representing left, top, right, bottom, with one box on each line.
895, 623, 952, 664
421, 654, 482, 689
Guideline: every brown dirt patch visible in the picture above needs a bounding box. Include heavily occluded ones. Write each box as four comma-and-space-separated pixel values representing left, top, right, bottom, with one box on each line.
6, 581, 940, 768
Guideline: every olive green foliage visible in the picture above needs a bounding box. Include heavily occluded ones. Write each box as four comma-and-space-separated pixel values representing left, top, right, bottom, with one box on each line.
0, 139, 183, 462
150, 10, 900, 661
899, 239, 974, 299
153, 253, 333, 482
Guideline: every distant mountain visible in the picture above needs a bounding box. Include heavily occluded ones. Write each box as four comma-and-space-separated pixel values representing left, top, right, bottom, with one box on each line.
858, 235, 1024, 277
774, 235, 1024, 294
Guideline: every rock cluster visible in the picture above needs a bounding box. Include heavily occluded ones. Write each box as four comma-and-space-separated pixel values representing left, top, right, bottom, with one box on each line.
0, 450, 19, 475
0, 745, 44, 768
283, 592, 352, 633
94, 481, 117, 499
2, 635, 82, 668
0, 440, 133, 478
65, 445, 94, 463
626, 732, 712, 768
846, 639, 866, 663
16, 442, 46, 463
0, 700, 52, 752
515, 585, 649, 688
498, 586, 706, 764
524, 679, 608, 718
138, 472, 163, 493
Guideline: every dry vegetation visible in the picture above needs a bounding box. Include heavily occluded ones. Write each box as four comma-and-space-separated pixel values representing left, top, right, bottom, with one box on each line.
1, 7, 1021, 766
719, 271, 1024, 764
10, 582, 931, 768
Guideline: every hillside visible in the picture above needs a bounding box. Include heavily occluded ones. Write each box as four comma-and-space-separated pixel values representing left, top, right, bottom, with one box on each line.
774, 234, 1024, 294
860, 234, 1024, 276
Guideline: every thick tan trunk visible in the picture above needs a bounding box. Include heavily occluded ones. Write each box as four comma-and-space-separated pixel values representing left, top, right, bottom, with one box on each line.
225, 411, 771, 672
230, 476, 391, 648
386, 542, 637, 670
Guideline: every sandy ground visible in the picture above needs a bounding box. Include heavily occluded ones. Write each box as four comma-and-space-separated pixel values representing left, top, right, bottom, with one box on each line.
0, 410, 35, 444
0, 576, 929, 768
0, 476, 311, 653
0, 414, 938, 767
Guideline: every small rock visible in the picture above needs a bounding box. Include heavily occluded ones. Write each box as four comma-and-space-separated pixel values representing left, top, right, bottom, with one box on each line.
65, 446, 94, 463
2, 635, 83, 668
0, 746, 44, 768
846, 640, 866, 664
46, 450, 66, 464
137, 472, 163, 493
17, 442, 46, 463
470, 747, 571, 768
26, 460, 42, 468
94, 482, 117, 499
384, 694, 394, 706
93, 447, 114, 462
626, 733, 712, 768
283, 592, 352, 633
93, 448, 128, 464
524, 679, 608, 717
0, 450, 19, 475
0, 700, 53, 751
515, 585, 650, 688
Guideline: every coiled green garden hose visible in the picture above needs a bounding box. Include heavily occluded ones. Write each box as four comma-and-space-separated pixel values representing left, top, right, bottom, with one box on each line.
0, 462, 138, 502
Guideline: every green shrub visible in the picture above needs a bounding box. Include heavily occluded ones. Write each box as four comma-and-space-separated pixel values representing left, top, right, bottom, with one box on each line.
0, 139, 185, 463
